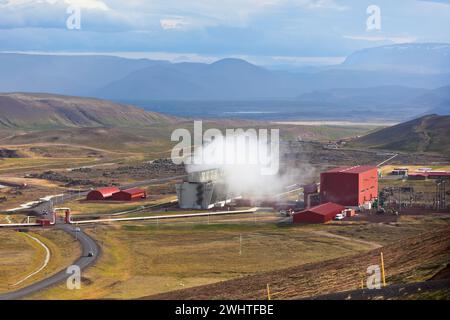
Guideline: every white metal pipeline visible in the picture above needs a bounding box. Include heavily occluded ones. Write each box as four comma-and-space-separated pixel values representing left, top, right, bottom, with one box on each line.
377, 153, 399, 167
0, 223, 40, 228
50, 212, 56, 225
275, 187, 304, 198
0, 211, 56, 228
70, 208, 259, 225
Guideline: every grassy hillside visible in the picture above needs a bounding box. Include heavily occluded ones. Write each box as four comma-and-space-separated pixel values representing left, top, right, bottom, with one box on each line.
0, 93, 177, 129
146, 226, 450, 300
351, 114, 450, 154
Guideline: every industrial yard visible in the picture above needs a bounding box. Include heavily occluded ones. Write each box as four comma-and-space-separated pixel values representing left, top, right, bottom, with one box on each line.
1, 0, 450, 308
0, 122, 449, 300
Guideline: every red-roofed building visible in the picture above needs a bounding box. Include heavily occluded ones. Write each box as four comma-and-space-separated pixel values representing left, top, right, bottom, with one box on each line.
320, 166, 378, 206
427, 172, 450, 179
408, 173, 428, 180
86, 187, 121, 201
111, 188, 147, 201
408, 171, 450, 180
293, 202, 345, 223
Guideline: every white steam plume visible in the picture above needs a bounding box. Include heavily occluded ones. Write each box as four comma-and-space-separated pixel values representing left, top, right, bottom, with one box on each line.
186, 133, 315, 200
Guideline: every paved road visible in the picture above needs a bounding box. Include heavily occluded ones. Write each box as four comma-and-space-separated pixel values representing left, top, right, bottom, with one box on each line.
0, 224, 100, 300
0, 174, 188, 299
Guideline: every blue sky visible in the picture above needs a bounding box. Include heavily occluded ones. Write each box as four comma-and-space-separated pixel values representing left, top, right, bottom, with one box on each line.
0, 0, 449, 67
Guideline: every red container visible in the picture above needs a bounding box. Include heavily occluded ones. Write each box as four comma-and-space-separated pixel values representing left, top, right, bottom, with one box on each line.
408, 173, 427, 180
344, 208, 356, 217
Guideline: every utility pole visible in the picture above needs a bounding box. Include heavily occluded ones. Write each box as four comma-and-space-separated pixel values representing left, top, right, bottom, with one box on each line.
239, 234, 242, 256
435, 179, 447, 211
380, 252, 386, 287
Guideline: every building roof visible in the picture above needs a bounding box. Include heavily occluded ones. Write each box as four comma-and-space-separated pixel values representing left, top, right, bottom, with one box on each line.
410, 171, 450, 177
408, 173, 428, 177
121, 188, 146, 195
299, 202, 345, 216
92, 187, 121, 197
427, 172, 450, 176
324, 165, 377, 174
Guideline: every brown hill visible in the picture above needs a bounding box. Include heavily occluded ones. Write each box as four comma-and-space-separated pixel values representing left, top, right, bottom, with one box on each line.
352, 114, 450, 155
143, 227, 450, 300
0, 93, 177, 129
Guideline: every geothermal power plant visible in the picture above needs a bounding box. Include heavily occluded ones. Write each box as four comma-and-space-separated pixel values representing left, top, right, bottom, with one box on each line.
176, 168, 234, 210
175, 165, 380, 224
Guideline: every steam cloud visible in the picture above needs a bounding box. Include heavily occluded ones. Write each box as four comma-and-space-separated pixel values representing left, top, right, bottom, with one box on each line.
186, 133, 315, 200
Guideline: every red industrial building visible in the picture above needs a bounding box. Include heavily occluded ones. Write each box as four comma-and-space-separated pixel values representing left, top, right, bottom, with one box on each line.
408, 171, 450, 180
320, 166, 378, 207
86, 187, 121, 201
428, 172, 450, 179
408, 173, 428, 180
111, 188, 147, 201
293, 202, 345, 223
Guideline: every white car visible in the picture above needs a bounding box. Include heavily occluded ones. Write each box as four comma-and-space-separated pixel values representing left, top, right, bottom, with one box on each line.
334, 213, 345, 221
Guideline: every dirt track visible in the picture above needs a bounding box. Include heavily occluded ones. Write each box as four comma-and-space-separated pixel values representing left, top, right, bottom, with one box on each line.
145, 227, 450, 300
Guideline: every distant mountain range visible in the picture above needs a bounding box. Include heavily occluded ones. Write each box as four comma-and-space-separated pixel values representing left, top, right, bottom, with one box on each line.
0, 43, 449, 119
0, 93, 176, 129
352, 114, 450, 154
342, 43, 450, 73
0, 54, 163, 96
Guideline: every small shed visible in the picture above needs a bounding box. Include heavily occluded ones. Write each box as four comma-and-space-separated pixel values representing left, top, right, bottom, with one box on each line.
344, 208, 356, 217
86, 187, 121, 201
293, 202, 345, 224
111, 188, 147, 201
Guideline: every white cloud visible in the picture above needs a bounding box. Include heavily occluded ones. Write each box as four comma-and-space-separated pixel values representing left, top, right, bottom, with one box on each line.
0, 0, 449, 60
271, 55, 346, 65
160, 17, 188, 30
1, 0, 108, 10
344, 35, 417, 44
64, 0, 109, 10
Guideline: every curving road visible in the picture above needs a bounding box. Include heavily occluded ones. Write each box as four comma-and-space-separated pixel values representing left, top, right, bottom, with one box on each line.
0, 224, 100, 300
